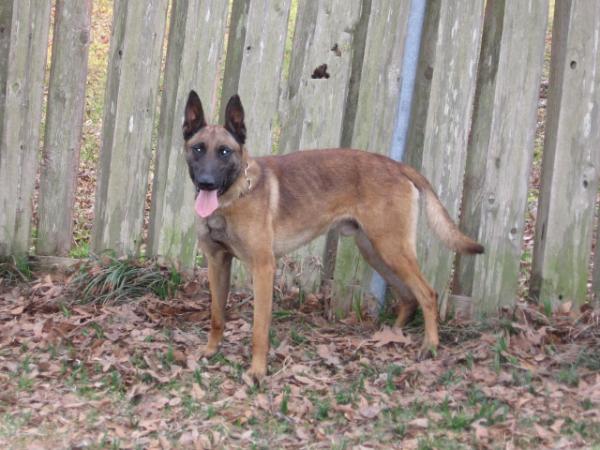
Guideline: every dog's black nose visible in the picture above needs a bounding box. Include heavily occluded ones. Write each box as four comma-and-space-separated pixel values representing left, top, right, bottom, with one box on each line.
196, 174, 217, 191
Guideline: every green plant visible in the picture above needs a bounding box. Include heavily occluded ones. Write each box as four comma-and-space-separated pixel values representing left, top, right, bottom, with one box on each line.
69, 254, 182, 304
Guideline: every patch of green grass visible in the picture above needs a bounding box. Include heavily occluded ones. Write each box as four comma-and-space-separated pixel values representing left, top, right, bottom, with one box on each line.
581, 399, 595, 411
491, 333, 509, 373
273, 309, 295, 320
193, 368, 203, 385
17, 376, 34, 392
576, 348, 600, 371
290, 327, 306, 345
106, 369, 125, 395
438, 369, 462, 386
562, 417, 600, 441
555, 365, 579, 387
182, 393, 201, 417
205, 405, 217, 419
377, 302, 397, 326
511, 368, 534, 390
334, 386, 354, 405
0, 412, 32, 439
417, 437, 466, 450
0, 256, 33, 283
542, 297, 553, 317
69, 242, 90, 258
385, 364, 404, 393
314, 399, 330, 421
160, 345, 175, 370
269, 328, 281, 348
280, 386, 291, 415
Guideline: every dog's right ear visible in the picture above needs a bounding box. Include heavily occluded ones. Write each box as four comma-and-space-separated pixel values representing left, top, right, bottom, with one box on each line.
183, 90, 206, 140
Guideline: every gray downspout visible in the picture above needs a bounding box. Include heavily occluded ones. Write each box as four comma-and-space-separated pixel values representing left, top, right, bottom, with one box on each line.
369, 0, 427, 307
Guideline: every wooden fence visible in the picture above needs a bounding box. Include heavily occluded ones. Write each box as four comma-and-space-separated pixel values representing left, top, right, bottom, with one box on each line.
1, 0, 599, 317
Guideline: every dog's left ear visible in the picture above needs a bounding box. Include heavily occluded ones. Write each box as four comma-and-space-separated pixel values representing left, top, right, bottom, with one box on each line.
183, 90, 206, 140
224, 94, 246, 144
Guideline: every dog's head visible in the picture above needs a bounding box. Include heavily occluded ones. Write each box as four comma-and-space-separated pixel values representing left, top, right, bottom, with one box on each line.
183, 90, 247, 217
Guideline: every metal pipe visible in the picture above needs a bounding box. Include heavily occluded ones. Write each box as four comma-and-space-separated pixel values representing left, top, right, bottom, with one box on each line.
370, 0, 427, 306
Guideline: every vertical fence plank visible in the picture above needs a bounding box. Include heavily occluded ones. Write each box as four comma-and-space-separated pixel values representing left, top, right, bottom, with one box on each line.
530, 1, 600, 306
220, 0, 250, 123
593, 214, 600, 305
278, 0, 364, 292
405, 0, 484, 300
36, 0, 92, 256
0, 0, 51, 256
219, 0, 291, 287
91, 0, 169, 256
453, 0, 549, 316
222, 0, 292, 156
330, 0, 411, 314
148, 0, 229, 269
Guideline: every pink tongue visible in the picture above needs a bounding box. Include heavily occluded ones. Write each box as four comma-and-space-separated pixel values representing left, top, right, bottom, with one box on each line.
195, 190, 219, 218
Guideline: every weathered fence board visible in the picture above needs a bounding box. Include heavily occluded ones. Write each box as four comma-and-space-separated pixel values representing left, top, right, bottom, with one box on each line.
222, 0, 292, 156
330, 0, 412, 314
406, 0, 484, 301
278, 0, 364, 292
91, 0, 169, 256
0, 0, 51, 256
593, 218, 600, 305
36, 0, 92, 256
220, 0, 250, 124
148, 0, 229, 269
454, 0, 549, 316
220, 0, 292, 287
530, 1, 600, 306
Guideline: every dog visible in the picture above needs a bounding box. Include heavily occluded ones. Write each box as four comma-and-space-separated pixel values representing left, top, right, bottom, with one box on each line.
183, 90, 484, 381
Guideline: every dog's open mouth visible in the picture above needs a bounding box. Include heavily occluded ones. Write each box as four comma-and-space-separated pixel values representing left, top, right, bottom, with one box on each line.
195, 189, 219, 218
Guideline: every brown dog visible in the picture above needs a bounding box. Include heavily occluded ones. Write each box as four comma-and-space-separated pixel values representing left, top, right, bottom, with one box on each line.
183, 90, 483, 381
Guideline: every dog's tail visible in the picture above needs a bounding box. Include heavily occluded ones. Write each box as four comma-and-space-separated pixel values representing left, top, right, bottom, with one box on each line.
401, 165, 484, 255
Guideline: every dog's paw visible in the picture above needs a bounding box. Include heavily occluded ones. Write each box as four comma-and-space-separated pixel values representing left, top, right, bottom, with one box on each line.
243, 364, 267, 386
416, 342, 438, 361
199, 344, 219, 359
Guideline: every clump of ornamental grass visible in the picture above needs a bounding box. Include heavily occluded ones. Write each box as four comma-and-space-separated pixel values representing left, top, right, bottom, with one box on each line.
68, 253, 182, 304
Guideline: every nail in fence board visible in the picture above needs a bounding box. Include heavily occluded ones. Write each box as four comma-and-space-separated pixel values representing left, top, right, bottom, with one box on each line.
37, 0, 92, 256
531, 1, 600, 306
278, 0, 364, 293
330, 0, 411, 315
91, 0, 169, 256
148, 0, 229, 269
454, 0, 549, 316
406, 0, 484, 300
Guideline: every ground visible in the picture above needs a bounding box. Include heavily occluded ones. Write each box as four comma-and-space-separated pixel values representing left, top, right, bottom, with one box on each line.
1, 269, 599, 449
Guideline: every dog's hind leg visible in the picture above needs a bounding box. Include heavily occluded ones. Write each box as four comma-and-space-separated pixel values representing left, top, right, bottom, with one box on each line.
204, 251, 233, 357
356, 227, 439, 357
354, 232, 418, 327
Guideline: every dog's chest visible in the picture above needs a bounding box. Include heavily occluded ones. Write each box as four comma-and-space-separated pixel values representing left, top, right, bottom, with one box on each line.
198, 215, 229, 243
197, 214, 244, 256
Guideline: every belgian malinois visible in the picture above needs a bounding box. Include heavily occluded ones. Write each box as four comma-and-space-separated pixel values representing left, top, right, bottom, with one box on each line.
183, 90, 484, 381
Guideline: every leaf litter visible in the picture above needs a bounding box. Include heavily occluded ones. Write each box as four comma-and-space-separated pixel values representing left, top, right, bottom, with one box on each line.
1, 270, 599, 449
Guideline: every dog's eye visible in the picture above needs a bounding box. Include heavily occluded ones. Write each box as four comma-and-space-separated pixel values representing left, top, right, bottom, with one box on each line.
193, 144, 206, 155
218, 147, 232, 158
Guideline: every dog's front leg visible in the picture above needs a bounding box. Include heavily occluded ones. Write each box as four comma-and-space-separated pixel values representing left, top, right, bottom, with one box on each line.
203, 251, 232, 357
246, 254, 275, 382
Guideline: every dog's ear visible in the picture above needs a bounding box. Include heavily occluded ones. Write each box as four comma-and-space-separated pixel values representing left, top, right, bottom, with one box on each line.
183, 90, 206, 140
224, 94, 246, 144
